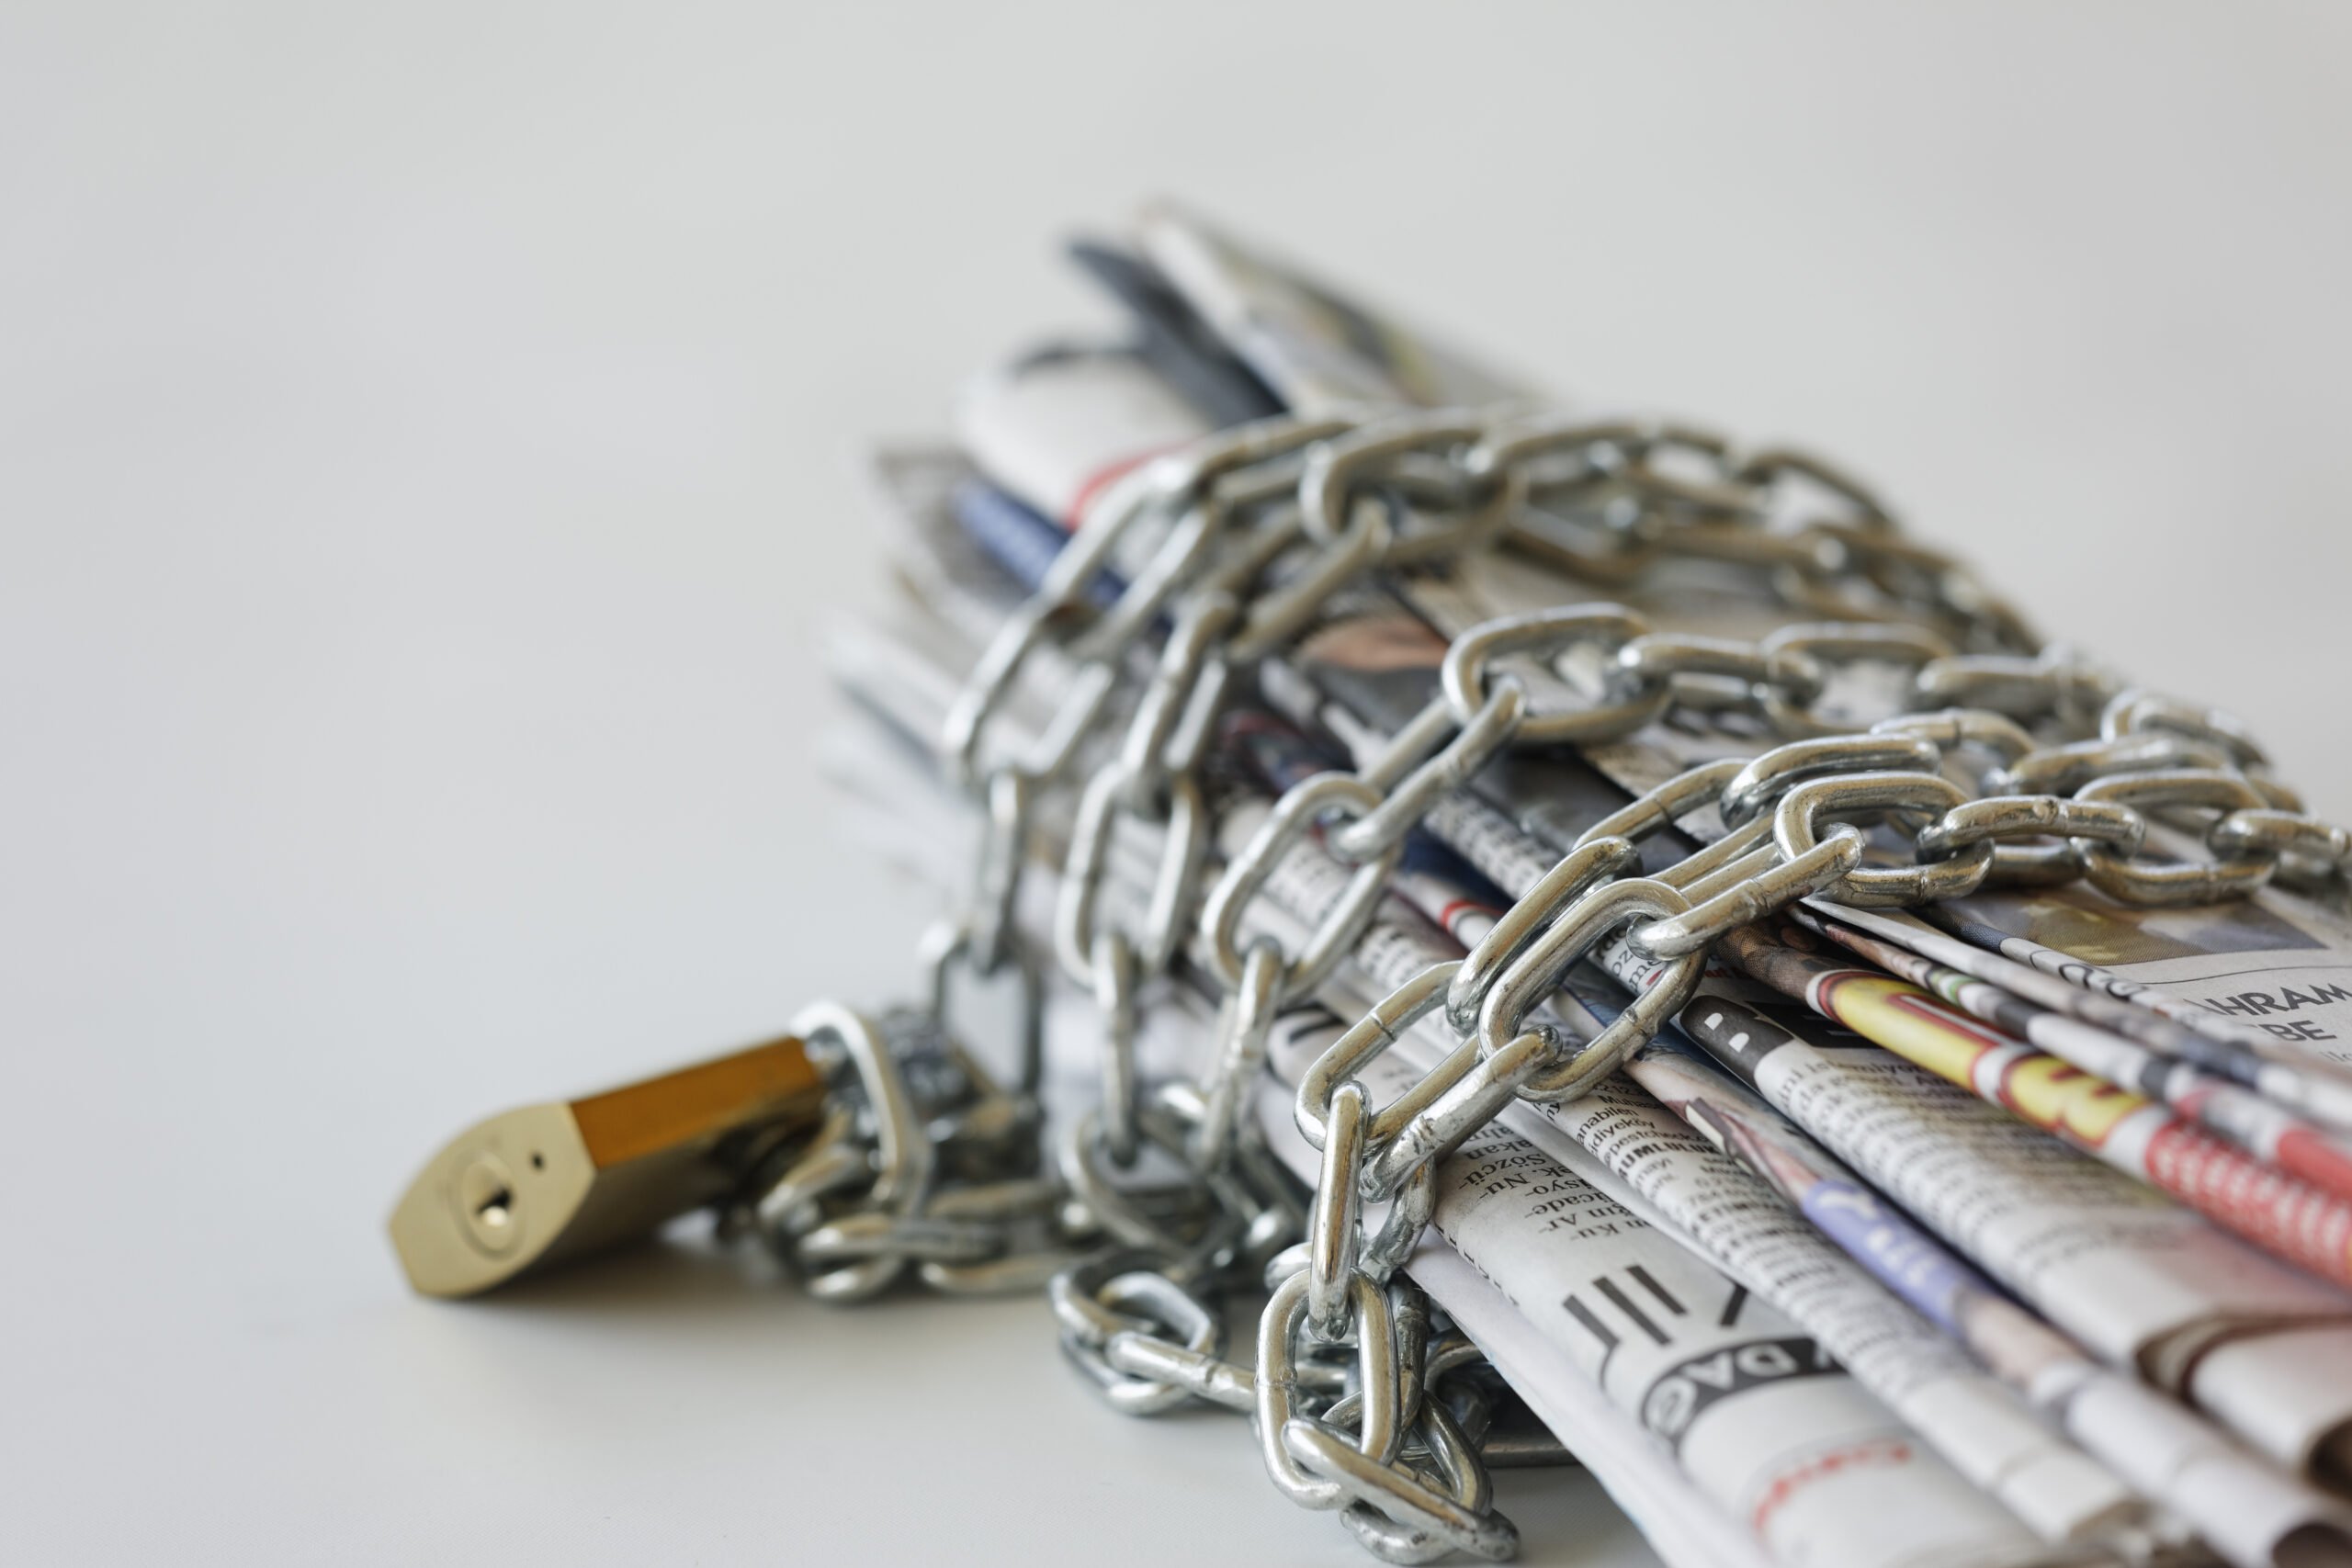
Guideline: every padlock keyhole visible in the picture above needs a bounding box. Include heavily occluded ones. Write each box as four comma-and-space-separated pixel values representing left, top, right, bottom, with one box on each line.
455, 1153, 524, 1254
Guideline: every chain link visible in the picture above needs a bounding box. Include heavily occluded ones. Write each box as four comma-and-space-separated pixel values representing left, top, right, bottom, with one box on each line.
757, 404, 2346, 1562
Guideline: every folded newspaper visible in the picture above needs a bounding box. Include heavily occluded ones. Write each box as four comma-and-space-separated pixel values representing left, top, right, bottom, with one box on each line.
820, 207, 2352, 1568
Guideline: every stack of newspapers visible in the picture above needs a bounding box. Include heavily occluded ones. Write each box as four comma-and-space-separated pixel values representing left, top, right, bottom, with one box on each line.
822, 207, 2352, 1568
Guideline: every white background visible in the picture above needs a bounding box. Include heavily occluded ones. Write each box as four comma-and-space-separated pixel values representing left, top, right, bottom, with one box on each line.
6, 4, 2350, 1562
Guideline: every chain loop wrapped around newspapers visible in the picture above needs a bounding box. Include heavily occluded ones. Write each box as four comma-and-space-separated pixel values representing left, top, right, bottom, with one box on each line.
767, 401, 2347, 1563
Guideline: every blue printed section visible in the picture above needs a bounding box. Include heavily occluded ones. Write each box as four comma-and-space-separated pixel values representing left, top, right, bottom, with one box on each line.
950, 479, 1122, 606
1798, 1179, 1992, 1334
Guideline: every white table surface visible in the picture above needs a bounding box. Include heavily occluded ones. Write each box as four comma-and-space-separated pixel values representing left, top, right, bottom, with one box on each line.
7, 4, 2352, 1562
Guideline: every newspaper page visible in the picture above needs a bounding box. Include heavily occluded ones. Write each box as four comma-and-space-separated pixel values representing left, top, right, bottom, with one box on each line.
855, 474, 2342, 1568
1226, 804, 2152, 1554
1143, 196, 2352, 1149
874, 222, 2352, 1551
1360, 840, 2352, 1568
1221, 674, 2347, 1554
1134, 203, 1533, 414
851, 466, 2058, 1567
1251, 999, 2061, 1568
1396, 1233, 1772, 1568
1612, 952, 2352, 1483
1601, 1013, 2351, 1568
932, 268, 2352, 1521
1493, 1069, 2143, 1553
1816, 905, 2352, 1138
1786, 908, 2352, 1206
835, 517, 1947, 1568
953, 341, 1209, 528
1231, 575, 2352, 1495
1714, 922, 2352, 1296
1235, 507, 2352, 1490
1403, 529, 2352, 1167
1914, 892, 2352, 1124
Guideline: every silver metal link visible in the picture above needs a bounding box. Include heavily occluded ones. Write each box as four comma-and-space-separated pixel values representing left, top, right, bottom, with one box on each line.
1057, 763, 1206, 985
1669, 520, 1839, 580
2102, 689, 2269, 772
1193, 938, 1287, 1176
1057, 1106, 1206, 1259
1307, 1082, 1368, 1337
1091, 930, 1143, 1168
1331, 686, 1529, 865
1720, 732, 1945, 828
2210, 808, 2352, 883
1912, 648, 2119, 729
1023, 657, 1120, 785
1447, 838, 1642, 1032
964, 767, 1035, 975
943, 605, 1080, 795
1574, 760, 1744, 852
1736, 446, 1894, 528
1619, 631, 1808, 714
1229, 503, 1394, 662
752, 1107, 866, 1239
1477, 878, 1708, 1101
1757, 622, 1955, 738
1362, 1031, 1566, 1202
1442, 605, 1671, 746
1914, 794, 2146, 887
2075, 769, 2278, 905
1056, 1258, 1225, 1416
1103, 1326, 1256, 1412
1872, 707, 2035, 767
922, 917, 1043, 1096
1301, 1409, 1520, 1563
1161, 411, 1363, 504
1117, 592, 1238, 806
1360, 1163, 1439, 1285
1258, 1269, 1401, 1509
781, 1002, 934, 1302
1068, 496, 1222, 664
1992, 730, 2229, 797
1204, 773, 1405, 998
1630, 829, 1866, 959
762, 397, 2351, 1566
796, 1211, 1002, 1268
1773, 772, 1995, 908
1299, 963, 1464, 1151
1304, 412, 1529, 565
1493, 416, 1736, 502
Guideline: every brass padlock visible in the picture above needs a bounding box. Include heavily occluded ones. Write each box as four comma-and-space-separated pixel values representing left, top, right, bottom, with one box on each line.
389, 1035, 826, 1298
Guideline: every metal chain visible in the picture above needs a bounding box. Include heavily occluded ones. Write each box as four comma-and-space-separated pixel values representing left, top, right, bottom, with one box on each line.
753, 404, 2350, 1562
